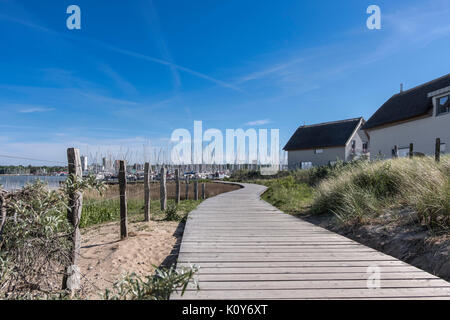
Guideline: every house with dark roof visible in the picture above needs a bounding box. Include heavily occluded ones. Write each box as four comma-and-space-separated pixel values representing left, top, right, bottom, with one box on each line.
362, 74, 450, 159
283, 117, 369, 169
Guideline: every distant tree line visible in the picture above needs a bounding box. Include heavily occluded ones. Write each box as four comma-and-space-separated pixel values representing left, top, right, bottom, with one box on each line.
0, 165, 68, 175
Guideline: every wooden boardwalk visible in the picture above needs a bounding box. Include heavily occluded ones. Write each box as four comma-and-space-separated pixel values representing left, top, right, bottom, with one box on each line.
172, 183, 450, 299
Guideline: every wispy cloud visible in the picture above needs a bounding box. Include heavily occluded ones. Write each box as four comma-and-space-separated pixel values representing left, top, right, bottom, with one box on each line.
17, 106, 55, 113
244, 119, 271, 126
141, 0, 181, 90
236, 57, 305, 84
97, 64, 138, 96
104, 44, 243, 92
0, 13, 241, 93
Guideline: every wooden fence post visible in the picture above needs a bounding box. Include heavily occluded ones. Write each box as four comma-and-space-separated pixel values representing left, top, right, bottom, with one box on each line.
63, 148, 83, 291
185, 177, 189, 200
202, 183, 206, 200
160, 167, 167, 211
435, 138, 441, 163
119, 160, 128, 239
393, 145, 398, 158
144, 162, 150, 222
0, 192, 6, 242
409, 143, 414, 159
194, 180, 199, 201
175, 169, 180, 204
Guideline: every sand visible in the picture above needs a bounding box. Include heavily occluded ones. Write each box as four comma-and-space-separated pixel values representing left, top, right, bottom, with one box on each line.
78, 219, 184, 299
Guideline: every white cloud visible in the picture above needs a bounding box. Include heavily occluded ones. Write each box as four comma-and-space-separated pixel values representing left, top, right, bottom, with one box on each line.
244, 119, 271, 126
18, 106, 55, 113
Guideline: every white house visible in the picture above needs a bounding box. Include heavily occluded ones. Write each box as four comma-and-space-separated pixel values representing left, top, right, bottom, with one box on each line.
283, 117, 369, 169
362, 74, 450, 159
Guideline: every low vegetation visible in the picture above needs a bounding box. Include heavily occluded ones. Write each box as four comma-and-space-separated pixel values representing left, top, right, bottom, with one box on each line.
313, 156, 450, 232
103, 265, 198, 300
232, 155, 450, 233
0, 177, 201, 299
0, 178, 99, 299
81, 196, 201, 227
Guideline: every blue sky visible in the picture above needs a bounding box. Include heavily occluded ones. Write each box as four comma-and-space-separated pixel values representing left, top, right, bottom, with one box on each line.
1, 0, 450, 165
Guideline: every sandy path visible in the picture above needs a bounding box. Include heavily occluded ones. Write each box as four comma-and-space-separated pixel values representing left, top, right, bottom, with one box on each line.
78, 219, 183, 299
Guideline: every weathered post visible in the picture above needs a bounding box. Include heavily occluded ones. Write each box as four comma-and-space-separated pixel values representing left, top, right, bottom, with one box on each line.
409, 143, 414, 159
175, 169, 180, 204
393, 145, 398, 158
144, 162, 151, 222
435, 138, 441, 163
119, 160, 128, 239
202, 183, 206, 200
160, 167, 167, 211
0, 192, 6, 242
63, 148, 83, 291
194, 180, 199, 201
185, 177, 189, 200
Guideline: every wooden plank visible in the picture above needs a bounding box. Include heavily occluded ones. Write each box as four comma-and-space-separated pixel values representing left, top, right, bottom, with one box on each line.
176, 260, 410, 268
171, 182, 450, 300
193, 271, 437, 280
172, 288, 450, 300
186, 279, 450, 290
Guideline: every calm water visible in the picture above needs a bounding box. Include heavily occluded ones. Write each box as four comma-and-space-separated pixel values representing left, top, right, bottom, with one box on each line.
0, 175, 67, 191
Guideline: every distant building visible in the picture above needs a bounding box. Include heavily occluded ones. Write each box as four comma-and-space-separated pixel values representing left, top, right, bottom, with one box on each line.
363, 74, 450, 159
80, 155, 88, 172
91, 163, 103, 173
102, 157, 112, 171
283, 117, 369, 169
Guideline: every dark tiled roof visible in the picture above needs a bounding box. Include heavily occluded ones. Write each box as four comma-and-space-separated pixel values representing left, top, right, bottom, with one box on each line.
362, 74, 450, 130
283, 118, 363, 151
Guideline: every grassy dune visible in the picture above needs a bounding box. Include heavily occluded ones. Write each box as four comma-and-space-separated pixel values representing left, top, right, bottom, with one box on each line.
233, 155, 450, 233
312, 156, 450, 232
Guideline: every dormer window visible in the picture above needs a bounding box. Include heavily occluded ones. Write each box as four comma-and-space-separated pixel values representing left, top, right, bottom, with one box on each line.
437, 94, 450, 115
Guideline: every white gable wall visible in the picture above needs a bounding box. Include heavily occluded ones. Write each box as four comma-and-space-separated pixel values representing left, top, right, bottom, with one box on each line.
287, 121, 369, 169
288, 146, 346, 168
366, 96, 450, 159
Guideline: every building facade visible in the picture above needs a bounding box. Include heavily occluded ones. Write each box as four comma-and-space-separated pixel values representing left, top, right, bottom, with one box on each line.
284, 117, 369, 169
363, 74, 450, 159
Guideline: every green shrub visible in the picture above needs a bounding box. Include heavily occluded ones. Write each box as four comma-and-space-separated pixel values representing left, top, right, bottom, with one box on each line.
165, 202, 179, 221
103, 265, 199, 300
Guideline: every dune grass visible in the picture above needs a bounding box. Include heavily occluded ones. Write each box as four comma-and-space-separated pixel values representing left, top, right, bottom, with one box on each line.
232, 156, 450, 234
312, 156, 450, 232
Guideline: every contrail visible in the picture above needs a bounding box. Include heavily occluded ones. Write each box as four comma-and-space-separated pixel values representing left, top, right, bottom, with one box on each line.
0, 14, 242, 92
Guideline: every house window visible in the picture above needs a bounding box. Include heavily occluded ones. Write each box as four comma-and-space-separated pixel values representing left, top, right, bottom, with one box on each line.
362, 142, 368, 153
351, 140, 356, 152
437, 95, 450, 115
315, 149, 323, 154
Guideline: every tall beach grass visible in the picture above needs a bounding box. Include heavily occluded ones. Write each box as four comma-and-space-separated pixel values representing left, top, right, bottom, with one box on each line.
312, 156, 450, 232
